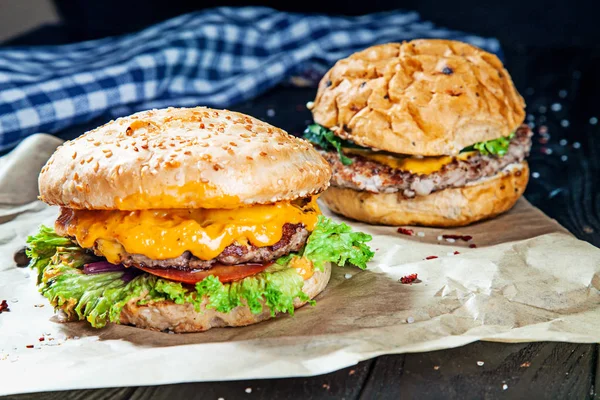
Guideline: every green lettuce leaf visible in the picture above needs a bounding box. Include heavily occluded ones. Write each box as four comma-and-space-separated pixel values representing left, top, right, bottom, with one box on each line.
26, 225, 92, 284
303, 124, 356, 165
303, 216, 374, 270
461, 132, 516, 156
196, 269, 311, 316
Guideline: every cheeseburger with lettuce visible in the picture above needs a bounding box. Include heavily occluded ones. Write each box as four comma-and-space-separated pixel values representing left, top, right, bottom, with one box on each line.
27, 107, 374, 332
304, 39, 531, 227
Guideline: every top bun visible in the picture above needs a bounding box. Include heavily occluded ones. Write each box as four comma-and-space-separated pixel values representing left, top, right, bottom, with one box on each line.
39, 107, 331, 210
311, 39, 525, 156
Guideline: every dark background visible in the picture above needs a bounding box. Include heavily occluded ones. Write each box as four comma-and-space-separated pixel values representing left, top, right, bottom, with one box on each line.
6, 0, 600, 49
4, 2, 600, 399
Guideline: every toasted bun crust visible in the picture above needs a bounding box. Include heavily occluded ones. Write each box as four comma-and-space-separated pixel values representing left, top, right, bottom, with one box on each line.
321, 162, 529, 227
311, 40, 525, 156
119, 263, 331, 333
39, 107, 331, 210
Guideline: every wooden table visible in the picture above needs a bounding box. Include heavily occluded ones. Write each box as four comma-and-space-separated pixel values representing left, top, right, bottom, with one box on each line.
6, 45, 600, 400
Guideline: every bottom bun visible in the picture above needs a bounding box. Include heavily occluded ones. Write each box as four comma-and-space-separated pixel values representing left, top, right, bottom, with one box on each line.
119, 263, 331, 333
321, 162, 529, 227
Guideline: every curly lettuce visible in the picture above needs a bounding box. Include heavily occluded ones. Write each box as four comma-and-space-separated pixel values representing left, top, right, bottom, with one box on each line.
26, 217, 374, 329
461, 132, 516, 156
281, 216, 374, 270
304, 123, 516, 163
303, 124, 356, 165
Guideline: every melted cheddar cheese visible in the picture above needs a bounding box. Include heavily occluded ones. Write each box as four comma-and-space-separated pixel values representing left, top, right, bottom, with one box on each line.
342, 148, 475, 174
67, 197, 320, 264
290, 256, 315, 280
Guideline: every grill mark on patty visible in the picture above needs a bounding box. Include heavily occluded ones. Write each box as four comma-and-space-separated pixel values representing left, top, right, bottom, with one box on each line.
322, 124, 532, 198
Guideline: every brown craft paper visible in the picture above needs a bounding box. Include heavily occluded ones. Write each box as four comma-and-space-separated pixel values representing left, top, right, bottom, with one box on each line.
1, 135, 599, 396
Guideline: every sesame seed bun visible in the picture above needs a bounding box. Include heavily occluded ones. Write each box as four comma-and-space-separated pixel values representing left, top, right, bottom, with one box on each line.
311, 40, 525, 156
39, 107, 332, 210
320, 162, 529, 227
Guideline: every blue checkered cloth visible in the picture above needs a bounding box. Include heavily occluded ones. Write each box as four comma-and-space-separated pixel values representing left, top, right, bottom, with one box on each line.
0, 7, 500, 151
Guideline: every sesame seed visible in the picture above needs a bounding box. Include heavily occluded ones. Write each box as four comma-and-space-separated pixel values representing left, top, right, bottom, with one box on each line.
245, 388, 252, 394
446, 238, 456, 243
437, 235, 443, 241
417, 232, 425, 237
477, 361, 484, 366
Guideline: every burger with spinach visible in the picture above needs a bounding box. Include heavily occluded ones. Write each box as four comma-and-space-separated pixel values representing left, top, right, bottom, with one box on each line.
304, 39, 531, 227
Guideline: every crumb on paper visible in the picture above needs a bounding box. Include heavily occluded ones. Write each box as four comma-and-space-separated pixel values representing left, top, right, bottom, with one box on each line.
400, 274, 418, 284
397, 227, 414, 236
0, 300, 9, 313
520, 362, 531, 368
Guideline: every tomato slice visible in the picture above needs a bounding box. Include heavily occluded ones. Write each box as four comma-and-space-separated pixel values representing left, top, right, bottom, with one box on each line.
133, 262, 272, 284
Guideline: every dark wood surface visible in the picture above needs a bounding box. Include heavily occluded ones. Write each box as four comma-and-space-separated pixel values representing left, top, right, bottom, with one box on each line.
3, 43, 600, 399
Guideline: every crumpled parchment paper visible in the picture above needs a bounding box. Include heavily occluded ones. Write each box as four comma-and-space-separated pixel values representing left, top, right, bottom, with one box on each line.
1, 135, 599, 396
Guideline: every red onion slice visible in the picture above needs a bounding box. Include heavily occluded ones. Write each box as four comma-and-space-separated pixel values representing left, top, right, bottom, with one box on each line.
84, 261, 125, 274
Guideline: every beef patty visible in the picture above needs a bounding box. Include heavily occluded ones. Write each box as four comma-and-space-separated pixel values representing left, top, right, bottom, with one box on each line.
119, 223, 309, 270
322, 124, 532, 198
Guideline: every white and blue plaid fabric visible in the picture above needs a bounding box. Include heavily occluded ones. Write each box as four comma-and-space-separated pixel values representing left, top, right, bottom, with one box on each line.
0, 7, 500, 150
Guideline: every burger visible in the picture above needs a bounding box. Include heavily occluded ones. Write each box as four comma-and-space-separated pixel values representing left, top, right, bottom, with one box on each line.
304, 39, 531, 227
26, 107, 374, 333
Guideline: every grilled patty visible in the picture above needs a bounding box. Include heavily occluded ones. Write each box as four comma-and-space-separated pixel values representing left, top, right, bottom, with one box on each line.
119, 223, 309, 270
322, 125, 532, 198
